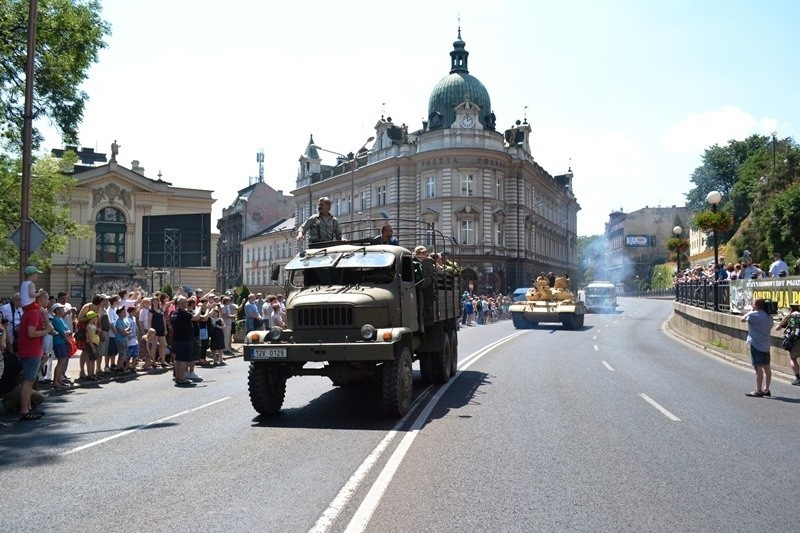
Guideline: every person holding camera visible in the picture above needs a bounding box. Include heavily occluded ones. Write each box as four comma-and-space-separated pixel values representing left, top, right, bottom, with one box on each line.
297, 197, 342, 243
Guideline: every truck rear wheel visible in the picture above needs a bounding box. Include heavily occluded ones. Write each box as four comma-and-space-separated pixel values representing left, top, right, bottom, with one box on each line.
383, 346, 413, 417
248, 363, 286, 415
431, 334, 451, 384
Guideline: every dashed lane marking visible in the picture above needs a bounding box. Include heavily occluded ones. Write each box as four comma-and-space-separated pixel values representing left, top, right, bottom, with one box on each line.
61, 397, 231, 456
601, 361, 615, 371
640, 393, 681, 421
593, 345, 599, 351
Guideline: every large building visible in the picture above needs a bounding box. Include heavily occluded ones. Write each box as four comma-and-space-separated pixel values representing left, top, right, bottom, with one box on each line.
291, 31, 579, 294
216, 180, 295, 291
605, 205, 690, 288
0, 146, 217, 304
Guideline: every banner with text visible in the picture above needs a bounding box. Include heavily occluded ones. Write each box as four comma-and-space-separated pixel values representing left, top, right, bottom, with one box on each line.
729, 276, 800, 314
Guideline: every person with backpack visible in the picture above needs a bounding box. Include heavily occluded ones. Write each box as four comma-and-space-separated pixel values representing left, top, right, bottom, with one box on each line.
776, 303, 800, 385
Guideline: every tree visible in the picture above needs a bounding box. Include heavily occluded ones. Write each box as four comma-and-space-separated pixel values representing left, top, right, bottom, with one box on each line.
684, 135, 769, 214
0, 152, 89, 273
0, 0, 110, 151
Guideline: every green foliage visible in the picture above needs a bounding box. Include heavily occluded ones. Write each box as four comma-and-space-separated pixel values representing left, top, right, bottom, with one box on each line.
685, 135, 769, 213
665, 236, 689, 252
0, 153, 89, 273
650, 264, 674, 290
161, 283, 174, 299
576, 234, 605, 285
0, 0, 110, 151
761, 182, 800, 258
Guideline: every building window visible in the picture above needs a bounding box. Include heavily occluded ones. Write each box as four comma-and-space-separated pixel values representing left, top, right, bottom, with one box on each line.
359, 191, 368, 211
95, 207, 126, 263
495, 222, 503, 246
496, 177, 502, 200
460, 220, 475, 245
425, 175, 436, 199
376, 185, 386, 206
461, 174, 474, 197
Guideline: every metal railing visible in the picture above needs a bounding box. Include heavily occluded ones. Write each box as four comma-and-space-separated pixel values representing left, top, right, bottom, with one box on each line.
674, 280, 730, 312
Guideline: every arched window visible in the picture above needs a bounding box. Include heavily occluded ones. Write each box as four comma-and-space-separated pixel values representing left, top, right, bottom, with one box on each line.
95, 207, 126, 263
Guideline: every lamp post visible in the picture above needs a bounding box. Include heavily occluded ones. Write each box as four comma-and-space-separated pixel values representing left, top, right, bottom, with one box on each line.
311, 137, 374, 221
706, 190, 723, 311
153, 270, 169, 292
74, 260, 95, 306
672, 225, 683, 273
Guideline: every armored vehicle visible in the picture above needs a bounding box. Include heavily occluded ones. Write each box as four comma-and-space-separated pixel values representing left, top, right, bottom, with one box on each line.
243, 221, 461, 417
508, 276, 587, 330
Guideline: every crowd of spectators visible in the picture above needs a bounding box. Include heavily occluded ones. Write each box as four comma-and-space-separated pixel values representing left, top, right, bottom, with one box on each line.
675, 251, 794, 284
1, 269, 249, 421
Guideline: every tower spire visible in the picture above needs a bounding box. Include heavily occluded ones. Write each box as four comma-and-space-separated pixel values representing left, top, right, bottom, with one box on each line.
449, 24, 469, 74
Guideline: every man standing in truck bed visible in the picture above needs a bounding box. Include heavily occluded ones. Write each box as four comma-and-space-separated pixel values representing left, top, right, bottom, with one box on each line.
297, 197, 342, 243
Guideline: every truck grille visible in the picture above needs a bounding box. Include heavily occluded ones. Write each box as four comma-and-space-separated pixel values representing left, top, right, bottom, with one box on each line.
294, 306, 354, 328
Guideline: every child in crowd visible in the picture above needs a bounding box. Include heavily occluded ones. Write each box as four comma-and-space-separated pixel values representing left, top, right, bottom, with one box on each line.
20, 265, 45, 309
141, 328, 158, 372
84, 311, 101, 380
126, 306, 139, 372
114, 307, 131, 373
209, 307, 226, 366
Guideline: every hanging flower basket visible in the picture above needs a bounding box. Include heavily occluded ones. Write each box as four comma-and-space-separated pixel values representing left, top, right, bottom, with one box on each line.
692, 210, 733, 233
666, 237, 689, 252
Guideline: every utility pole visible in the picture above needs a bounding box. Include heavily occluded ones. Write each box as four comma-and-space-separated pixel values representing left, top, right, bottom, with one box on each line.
19, 0, 38, 283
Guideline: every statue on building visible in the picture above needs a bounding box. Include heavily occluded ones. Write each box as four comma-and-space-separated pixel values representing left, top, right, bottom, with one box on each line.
111, 140, 120, 162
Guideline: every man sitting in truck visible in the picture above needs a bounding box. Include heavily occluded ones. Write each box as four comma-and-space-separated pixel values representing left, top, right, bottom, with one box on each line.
374, 223, 399, 245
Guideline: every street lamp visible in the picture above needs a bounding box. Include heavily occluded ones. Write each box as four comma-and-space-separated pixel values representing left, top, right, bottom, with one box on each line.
74, 260, 95, 306
672, 225, 683, 273
153, 270, 169, 292
706, 190, 723, 311
771, 130, 777, 179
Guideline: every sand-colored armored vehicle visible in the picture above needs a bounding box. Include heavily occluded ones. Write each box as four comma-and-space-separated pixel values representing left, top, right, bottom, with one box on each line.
508, 276, 587, 330
243, 221, 460, 417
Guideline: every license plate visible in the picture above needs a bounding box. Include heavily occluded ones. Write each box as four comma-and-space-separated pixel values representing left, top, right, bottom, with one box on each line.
250, 347, 287, 360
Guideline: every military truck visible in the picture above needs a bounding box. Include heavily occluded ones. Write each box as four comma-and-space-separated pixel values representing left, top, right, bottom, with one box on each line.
508, 275, 587, 330
582, 281, 617, 313
243, 221, 461, 417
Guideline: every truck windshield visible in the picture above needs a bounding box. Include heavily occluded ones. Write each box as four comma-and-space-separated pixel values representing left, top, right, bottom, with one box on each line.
285, 251, 340, 271
336, 251, 394, 269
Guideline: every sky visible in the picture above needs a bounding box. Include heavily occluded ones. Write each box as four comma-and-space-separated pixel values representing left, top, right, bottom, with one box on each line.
39, 0, 800, 236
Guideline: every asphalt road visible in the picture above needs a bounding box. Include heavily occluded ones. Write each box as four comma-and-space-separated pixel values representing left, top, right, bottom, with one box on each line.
2, 298, 799, 532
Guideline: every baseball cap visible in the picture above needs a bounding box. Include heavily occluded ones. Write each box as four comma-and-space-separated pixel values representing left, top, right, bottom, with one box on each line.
50, 303, 65, 313
24, 265, 43, 275
85, 311, 99, 320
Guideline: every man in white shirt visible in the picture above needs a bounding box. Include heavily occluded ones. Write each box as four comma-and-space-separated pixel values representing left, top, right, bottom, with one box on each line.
1, 294, 23, 355
768, 252, 789, 278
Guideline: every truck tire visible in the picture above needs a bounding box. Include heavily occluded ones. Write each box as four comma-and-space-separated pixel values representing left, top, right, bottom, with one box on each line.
419, 353, 434, 384
248, 363, 286, 415
512, 312, 528, 329
383, 346, 413, 417
431, 334, 451, 384
449, 331, 458, 377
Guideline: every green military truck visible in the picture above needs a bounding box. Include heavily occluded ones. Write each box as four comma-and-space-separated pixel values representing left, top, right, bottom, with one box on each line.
243, 223, 460, 417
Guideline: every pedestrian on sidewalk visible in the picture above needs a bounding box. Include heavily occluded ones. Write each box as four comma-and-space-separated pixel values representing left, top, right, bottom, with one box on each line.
741, 298, 774, 397
776, 303, 800, 385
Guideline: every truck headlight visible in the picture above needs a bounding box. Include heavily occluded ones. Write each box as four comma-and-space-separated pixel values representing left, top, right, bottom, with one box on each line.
360, 324, 376, 340
268, 326, 283, 341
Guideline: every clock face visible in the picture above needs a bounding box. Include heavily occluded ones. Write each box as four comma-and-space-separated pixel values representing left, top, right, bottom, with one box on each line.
461, 114, 475, 128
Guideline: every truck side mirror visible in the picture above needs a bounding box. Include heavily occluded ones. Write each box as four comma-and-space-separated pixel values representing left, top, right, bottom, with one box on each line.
271, 263, 281, 281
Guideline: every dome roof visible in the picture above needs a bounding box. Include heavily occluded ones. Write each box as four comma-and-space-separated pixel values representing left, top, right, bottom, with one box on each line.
426, 30, 493, 130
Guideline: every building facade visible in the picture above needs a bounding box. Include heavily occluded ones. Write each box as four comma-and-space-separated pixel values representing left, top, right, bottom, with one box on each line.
1, 148, 217, 305
216, 181, 294, 291
604, 205, 690, 289
291, 32, 579, 294
241, 217, 296, 294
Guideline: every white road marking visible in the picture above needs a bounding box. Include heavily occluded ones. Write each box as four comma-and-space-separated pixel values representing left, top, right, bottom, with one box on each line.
601, 361, 615, 371
593, 345, 599, 351
604, 324, 610, 328
593, 335, 597, 340
639, 393, 681, 421
312, 331, 527, 533
61, 397, 230, 456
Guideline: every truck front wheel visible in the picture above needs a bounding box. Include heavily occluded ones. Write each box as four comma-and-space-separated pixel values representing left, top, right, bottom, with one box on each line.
248, 363, 287, 415
431, 333, 452, 384
383, 346, 413, 417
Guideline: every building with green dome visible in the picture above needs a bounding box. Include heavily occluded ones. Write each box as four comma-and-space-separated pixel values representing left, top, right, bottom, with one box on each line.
280, 30, 580, 294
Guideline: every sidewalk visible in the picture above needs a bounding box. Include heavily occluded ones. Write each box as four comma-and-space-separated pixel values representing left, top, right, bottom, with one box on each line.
48, 342, 246, 387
